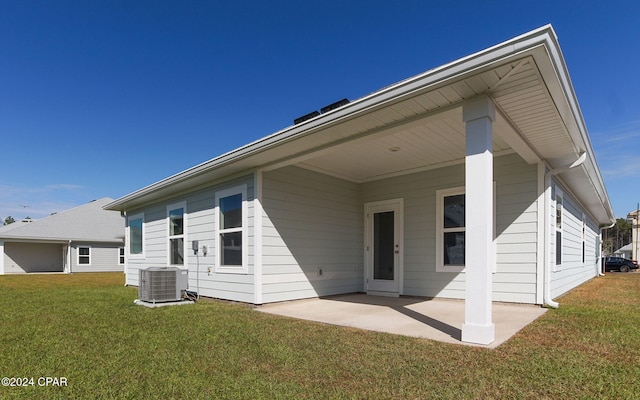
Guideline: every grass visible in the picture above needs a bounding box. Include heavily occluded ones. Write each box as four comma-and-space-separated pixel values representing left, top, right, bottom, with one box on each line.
1, 273, 639, 399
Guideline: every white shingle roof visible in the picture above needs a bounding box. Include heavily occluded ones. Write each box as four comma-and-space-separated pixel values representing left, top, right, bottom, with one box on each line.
0, 198, 124, 243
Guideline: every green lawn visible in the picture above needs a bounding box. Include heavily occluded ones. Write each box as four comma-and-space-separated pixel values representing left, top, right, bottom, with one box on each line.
1, 272, 639, 399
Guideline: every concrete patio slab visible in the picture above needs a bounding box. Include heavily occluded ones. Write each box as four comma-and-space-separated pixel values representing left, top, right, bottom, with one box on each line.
257, 294, 547, 348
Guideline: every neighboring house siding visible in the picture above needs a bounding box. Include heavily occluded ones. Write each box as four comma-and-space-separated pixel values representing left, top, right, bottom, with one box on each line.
549, 180, 601, 299
126, 175, 256, 303
3, 242, 64, 273
361, 153, 539, 303
71, 243, 123, 272
261, 166, 363, 303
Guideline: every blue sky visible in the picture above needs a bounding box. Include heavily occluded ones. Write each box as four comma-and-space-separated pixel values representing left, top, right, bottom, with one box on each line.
1, 1, 638, 220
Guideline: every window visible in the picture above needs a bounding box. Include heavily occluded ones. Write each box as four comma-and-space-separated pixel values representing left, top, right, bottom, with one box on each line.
78, 246, 91, 265
167, 202, 186, 266
129, 213, 144, 256
215, 185, 247, 272
119, 247, 125, 265
555, 190, 563, 266
582, 214, 586, 264
436, 187, 465, 272
436, 185, 495, 273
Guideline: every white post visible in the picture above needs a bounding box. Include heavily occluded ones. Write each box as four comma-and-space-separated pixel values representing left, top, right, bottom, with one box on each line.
462, 95, 496, 345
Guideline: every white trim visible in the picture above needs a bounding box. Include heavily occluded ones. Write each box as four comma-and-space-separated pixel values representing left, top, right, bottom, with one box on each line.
364, 198, 404, 295
215, 184, 248, 274
553, 186, 564, 271
535, 162, 546, 304
435, 185, 497, 274
77, 245, 91, 266
254, 171, 264, 304
436, 186, 466, 273
166, 201, 187, 267
127, 212, 144, 259
0, 240, 4, 275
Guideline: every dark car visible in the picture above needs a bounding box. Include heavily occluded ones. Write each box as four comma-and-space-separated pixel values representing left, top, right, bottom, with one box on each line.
602, 257, 638, 272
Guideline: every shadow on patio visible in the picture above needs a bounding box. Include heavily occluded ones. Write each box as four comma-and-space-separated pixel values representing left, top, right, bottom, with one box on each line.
257, 294, 546, 348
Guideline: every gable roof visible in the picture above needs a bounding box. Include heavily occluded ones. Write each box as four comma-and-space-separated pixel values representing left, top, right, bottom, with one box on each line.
105, 25, 615, 227
0, 198, 124, 243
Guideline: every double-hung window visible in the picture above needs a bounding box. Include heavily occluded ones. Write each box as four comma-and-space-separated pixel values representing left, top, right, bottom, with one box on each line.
128, 213, 144, 257
436, 185, 495, 273
555, 188, 563, 268
215, 185, 247, 273
118, 247, 125, 265
436, 187, 466, 272
78, 246, 91, 265
167, 202, 186, 266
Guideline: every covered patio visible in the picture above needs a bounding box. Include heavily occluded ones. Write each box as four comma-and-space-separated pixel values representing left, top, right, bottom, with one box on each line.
257, 294, 547, 348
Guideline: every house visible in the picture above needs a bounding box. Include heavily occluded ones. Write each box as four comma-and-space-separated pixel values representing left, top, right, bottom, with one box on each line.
626, 209, 640, 260
105, 25, 615, 345
0, 198, 125, 274
613, 243, 632, 259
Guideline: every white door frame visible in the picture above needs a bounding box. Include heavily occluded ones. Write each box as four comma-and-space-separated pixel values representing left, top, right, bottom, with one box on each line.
364, 198, 404, 296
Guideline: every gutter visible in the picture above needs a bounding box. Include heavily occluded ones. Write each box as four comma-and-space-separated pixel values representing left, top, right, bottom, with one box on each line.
542, 153, 586, 308
599, 220, 617, 276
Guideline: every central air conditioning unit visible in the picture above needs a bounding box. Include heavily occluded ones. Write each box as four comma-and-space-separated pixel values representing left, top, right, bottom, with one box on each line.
138, 267, 188, 303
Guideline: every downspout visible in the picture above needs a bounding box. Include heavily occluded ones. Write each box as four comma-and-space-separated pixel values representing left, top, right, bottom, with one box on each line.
543, 153, 586, 308
599, 221, 616, 276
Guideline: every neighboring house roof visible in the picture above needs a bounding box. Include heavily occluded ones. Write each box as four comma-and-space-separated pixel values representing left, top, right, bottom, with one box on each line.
614, 244, 632, 253
0, 198, 124, 243
105, 25, 615, 226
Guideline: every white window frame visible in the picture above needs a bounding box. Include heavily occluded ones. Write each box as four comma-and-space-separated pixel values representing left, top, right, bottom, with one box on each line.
128, 213, 144, 259
436, 185, 496, 273
582, 213, 586, 264
118, 247, 125, 265
77, 246, 91, 266
167, 201, 187, 266
215, 184, 248, 274
554, 188, 564, 270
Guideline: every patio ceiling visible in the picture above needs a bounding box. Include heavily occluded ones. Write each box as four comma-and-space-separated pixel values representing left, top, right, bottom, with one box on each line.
293, 106, 516, 183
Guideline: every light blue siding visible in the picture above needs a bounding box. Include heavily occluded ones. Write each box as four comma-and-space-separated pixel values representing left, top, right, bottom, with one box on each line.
126, 175, 256, 303
362, 152, 539, 303
549, 179, 601, 299
261, 166, 362, 303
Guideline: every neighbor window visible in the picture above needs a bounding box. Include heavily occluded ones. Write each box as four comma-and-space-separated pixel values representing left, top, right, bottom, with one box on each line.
167, 202, 186, 266
78, 246, 91, 265
129, 213, 144, 256
119, 247, 125, 265
215, 185, 247, 272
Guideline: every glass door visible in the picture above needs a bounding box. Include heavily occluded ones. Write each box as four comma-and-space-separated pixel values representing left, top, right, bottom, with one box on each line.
365, 199, 403, 294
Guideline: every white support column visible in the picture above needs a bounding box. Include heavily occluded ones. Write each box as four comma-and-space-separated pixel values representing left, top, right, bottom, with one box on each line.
462, 95, 496, 345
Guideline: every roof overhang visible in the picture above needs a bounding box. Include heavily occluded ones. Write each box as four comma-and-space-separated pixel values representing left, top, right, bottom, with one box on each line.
105, 25, 614, 226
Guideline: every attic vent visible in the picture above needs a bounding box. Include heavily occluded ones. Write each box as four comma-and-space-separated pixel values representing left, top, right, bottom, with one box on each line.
320, 98, 349, 114
294, 110, 320, 125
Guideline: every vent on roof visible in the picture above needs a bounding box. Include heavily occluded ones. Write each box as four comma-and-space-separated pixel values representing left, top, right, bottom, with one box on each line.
320, 98, 349, 114
294, 110, 320, 125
